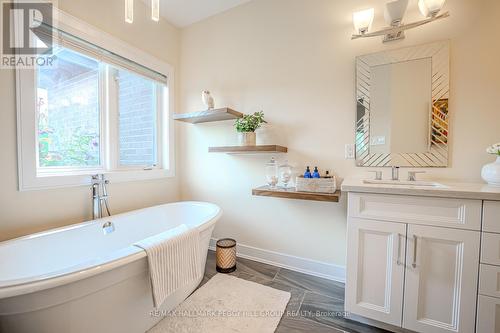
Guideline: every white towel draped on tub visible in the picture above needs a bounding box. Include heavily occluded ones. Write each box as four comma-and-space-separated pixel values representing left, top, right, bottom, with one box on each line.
134, 224, 202, 308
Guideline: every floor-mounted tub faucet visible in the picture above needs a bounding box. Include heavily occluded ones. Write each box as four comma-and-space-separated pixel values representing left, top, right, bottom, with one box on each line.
92, 174, 112, 220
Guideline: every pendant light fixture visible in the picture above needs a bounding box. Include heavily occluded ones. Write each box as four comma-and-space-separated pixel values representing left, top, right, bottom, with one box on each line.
125, 0, 133, 24
152, 0, 160, 22
125, 0, 160, 23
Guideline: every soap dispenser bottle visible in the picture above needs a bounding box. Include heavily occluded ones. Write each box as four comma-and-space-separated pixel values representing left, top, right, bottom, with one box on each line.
304, 166, 312, 178
312, 167, 320, 178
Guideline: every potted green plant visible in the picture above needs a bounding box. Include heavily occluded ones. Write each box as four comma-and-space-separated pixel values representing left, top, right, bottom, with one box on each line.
234, 111, 267, 146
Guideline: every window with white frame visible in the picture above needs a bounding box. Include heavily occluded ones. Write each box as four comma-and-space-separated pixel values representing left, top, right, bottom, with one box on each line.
37, 47, 102, 170
17, 13, 174, 190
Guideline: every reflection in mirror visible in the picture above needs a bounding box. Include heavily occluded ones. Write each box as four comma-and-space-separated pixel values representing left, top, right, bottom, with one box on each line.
371, 58, 431, 154
356, 41, 449, 167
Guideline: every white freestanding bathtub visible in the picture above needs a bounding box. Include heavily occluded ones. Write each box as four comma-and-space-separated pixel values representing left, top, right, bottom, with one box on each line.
0, 201, 221, 333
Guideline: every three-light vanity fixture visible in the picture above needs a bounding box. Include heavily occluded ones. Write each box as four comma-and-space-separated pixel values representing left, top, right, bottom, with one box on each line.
125, 0, 160, 24
352, 0, 449, 42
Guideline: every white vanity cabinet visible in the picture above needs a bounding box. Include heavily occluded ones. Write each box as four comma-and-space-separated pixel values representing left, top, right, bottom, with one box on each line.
345, 191, 482, 333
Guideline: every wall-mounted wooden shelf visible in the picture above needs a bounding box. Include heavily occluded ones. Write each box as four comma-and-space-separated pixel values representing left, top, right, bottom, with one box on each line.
209, 145, 288, 154
252, 186, 341, 202
173, 108, 243, 124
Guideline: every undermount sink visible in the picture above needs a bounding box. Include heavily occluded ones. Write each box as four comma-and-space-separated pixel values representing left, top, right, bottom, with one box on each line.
363, 179, 446, 188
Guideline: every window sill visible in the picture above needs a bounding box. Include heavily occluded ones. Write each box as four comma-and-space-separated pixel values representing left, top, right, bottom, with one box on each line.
105, 169, 175, 184
19, 168, 175, 191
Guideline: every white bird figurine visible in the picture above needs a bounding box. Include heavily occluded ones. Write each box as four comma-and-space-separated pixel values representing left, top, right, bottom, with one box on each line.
201, 90, 215, 110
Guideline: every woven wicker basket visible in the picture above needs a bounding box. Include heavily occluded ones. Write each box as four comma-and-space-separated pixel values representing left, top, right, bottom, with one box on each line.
296, 176, 336, 194
216, 238, 237, 273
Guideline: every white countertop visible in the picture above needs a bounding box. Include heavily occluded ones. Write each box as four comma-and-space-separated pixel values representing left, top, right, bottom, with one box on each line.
341, 178, 500, 201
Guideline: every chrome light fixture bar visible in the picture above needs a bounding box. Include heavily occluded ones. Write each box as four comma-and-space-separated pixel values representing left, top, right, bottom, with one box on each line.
352, 0, 449, 42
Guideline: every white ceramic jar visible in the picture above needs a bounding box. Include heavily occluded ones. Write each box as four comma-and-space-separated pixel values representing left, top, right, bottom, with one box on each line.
237, 132, 256, 146
482, 156, 500, 186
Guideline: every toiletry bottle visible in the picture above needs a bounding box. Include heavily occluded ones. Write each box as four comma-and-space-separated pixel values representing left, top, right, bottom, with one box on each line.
304, 166, 312, 178
324, 170, 333, 179
312, 167, 320, 178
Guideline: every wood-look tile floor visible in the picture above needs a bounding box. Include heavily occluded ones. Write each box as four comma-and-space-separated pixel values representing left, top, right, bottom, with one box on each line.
201, 251, 391, 333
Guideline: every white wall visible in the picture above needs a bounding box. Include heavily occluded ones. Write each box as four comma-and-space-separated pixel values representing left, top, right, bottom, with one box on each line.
0, 0, 181, 241
178, 0, 500, 270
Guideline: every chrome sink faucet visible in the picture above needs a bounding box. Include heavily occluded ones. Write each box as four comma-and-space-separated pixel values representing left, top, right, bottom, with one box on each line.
391, 166, 400, 181
92, 174, 111, 220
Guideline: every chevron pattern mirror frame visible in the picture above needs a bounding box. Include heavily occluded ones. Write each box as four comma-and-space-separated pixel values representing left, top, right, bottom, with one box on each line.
355, 40, 450, 167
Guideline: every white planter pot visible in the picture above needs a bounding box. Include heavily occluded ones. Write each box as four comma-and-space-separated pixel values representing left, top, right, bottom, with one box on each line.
481, 156, 500, 186
237, 132, 256, 146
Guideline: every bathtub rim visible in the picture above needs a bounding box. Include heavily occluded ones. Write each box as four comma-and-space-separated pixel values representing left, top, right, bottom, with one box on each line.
0, 201, 222, 299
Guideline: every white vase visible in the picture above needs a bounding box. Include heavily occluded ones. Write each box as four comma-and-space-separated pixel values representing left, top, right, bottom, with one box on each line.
237, 132, 256, 146
481, 156, 500, 186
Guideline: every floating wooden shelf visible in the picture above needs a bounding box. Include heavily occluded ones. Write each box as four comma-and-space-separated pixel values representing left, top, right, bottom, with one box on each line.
173, 108, 243, 124
209, 145, 288, 154
252, 186, 341, 202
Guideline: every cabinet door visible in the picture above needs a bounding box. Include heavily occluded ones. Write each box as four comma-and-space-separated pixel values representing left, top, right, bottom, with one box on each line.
403, 225, 480, 333
345, 218, 406, 327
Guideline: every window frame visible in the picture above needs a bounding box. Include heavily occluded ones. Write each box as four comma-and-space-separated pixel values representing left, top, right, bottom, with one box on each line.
16, 9, 175, 191
109, 66, 163, 171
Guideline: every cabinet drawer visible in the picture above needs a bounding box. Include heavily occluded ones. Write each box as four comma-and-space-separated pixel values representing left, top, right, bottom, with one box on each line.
477, 295, 500, 333
481, 233, 500, 266
348, 193, 482, 230
479, 264, 500, 298
483, 201, 500, 234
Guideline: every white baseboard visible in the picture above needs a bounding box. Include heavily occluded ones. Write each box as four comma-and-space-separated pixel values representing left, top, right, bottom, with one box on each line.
209, 238, 346, 283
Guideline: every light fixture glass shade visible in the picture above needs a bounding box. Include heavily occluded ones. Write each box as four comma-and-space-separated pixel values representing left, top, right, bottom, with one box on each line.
125, 0, 133, 23
152, 0, 160, 22
418, 0, 446, 17
384, 0, 408, 26
353, 8, 374, 34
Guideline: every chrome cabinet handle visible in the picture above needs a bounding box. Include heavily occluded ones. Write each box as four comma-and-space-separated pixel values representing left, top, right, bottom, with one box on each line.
396, 233, 402, 266
412, 235, 418, 268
